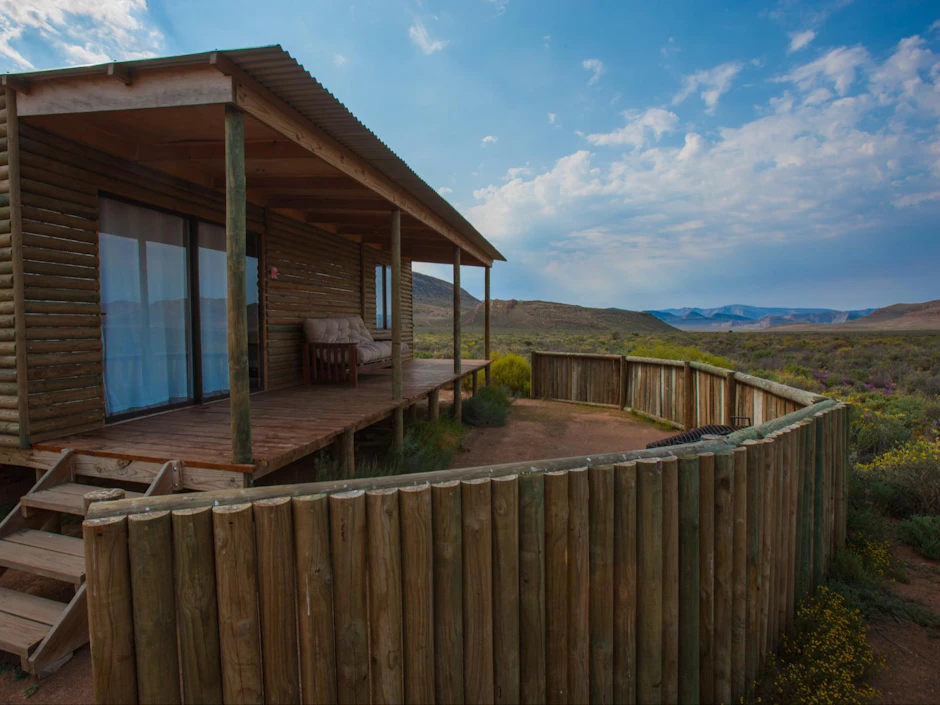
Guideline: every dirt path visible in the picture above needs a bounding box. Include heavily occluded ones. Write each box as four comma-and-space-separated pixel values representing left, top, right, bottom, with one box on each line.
454, 397, 672, 468
869, 544, 940, 704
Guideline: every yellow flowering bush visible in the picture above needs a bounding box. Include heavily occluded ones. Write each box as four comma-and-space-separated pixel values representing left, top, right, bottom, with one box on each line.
857, 438, 940, 516
766, 586, 884, 705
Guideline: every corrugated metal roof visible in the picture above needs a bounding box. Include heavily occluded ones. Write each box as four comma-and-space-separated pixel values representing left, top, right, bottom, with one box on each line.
3, 45, 504, 263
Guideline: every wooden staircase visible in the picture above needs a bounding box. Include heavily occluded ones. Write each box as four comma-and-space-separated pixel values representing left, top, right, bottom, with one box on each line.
0, 450, 180, 676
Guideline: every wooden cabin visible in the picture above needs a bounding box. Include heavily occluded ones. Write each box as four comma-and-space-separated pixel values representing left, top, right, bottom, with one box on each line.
0, 46, 501, 672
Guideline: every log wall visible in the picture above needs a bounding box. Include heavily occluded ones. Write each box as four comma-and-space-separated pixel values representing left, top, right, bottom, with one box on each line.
84, 399, 851, 705
531, 353, 825, 431
6, 122, 416, 439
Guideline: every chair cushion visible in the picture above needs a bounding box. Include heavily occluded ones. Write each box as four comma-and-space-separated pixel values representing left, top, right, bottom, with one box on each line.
356, 341, 410, 365
303, 316, 374, 346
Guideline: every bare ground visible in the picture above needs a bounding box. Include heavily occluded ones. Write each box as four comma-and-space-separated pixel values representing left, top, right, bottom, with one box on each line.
454, 397, 672, 468
869, 544, 940, 704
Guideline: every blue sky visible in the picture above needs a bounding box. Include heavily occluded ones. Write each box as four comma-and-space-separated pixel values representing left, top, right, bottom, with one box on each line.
2, 0, 939, 311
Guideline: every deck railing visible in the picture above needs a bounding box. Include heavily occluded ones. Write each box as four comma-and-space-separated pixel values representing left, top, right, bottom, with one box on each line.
531, 351, 825, 429
82, 357, 849, 705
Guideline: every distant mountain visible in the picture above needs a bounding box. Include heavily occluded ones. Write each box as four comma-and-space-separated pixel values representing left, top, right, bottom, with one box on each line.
647, 304, 876, 331
782, 299, 940, 331
413, 273, 675, 333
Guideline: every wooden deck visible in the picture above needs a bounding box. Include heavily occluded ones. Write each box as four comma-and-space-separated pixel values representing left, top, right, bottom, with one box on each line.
36, 360, 489, 477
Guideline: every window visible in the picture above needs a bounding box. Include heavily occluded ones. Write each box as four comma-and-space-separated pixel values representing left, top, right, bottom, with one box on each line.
375, 264, 392, 329
100, 198, 261, 420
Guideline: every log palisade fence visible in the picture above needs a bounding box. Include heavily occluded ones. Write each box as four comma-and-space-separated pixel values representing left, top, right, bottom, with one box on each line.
83, 355, 849, 705
530, 351, 820, 430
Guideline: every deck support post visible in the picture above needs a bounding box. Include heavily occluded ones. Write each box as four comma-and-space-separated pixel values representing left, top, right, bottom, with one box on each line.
453, 247, 462, 423
225, 105, 252, 465
484, 265, 491, 386
334, 429, 355, 478
428, 389, 440, 421
391, 209, 404, 448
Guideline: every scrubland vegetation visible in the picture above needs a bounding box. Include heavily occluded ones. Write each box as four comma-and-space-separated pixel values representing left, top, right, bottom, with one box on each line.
417, 328, 940, 702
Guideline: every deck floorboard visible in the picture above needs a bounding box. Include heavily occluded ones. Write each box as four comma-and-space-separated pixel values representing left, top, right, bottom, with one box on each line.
37, 360, 488, 475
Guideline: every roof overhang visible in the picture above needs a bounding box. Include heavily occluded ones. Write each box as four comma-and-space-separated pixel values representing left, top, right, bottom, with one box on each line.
2, 46, 504, 267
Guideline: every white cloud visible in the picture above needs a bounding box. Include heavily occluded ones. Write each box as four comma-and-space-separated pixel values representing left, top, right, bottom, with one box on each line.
481, 135, 498, 146
487, 0, 509, 15
409, 19, 448, 55
788, 29, 816, 53
582, 58, 604, 85
437, 187, 454, 196
463, 32, 940, 302
673, 61, 744, 113
929, 19, 940, 33
333, 53, 348, 67
586, 108, 679, 148
0, 0, 163, 70
661, 37, 679, 58
548, 112, 557, 124
779, 46, 869, 96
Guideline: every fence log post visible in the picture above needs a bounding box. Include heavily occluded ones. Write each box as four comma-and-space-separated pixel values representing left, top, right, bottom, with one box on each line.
683, 362, 694, 430
637, 459, 664, 705
678, 456, 701, 705
544, 471, 569, 704
743, 440, 761, 690
714, 451, 735, 704
432, 481, 464, 704
731, 447, 748, 702
613, 461, 638, 705
662, 456, 680, 704
589, 464, 615, 704
567, 468, 590, 704
128, 511, 180, 705
519, 472, 546, 704
760, 438, 776, 664
699, 453, 716, 703
172, 507, 223, 705
84, 516, 137, 705
492, 475, 521, 705
367, 489, 405, 705
292, 495, 338, 705
212, 503, 262, 704
329, 491, 370, 705
462, 479, 494, 705
400, 485, 435, 705
813, 414, 826, 590
255, 497, 299, 705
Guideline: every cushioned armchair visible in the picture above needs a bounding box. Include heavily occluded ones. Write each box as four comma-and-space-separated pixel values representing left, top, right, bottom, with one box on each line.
302, 316, 408, 387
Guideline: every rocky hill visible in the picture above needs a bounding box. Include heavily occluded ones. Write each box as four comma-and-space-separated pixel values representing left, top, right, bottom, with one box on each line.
783, 299, 940, 331
413, 273, 674, 333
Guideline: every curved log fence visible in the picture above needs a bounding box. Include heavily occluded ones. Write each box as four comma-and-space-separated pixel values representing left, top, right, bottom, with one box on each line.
83, 356, 848, 705
531, 351, 824, 429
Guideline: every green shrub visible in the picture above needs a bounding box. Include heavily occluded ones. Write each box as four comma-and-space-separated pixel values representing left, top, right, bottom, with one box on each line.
463, 384, 513, 427
848, 392, 928, 461
627, 342, 735, 370
756, 586, 883, 705
897, 515, 940, 561
857, 438, 940, 517
490, 352, 531, 396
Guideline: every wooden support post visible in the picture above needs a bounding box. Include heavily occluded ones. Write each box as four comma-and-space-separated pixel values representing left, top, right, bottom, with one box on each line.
636, 460, 663, 705
731, 447, 747, 702
714, 451, 735, 705
453, 246, 462, 423
400, 485, 435, 704
567, 468, 590, 705
428, 389, 440, 421
519, 473, 546, 704
484, 266, 492, 386
225, 106, 252, 465
432, 481, 464, 704
589, 465, 614, 704
334, 428, 355, 478
662, 457, 680, 705
724, 372, 736, 427
813, 414, 825, 590
683, 362, 694, 431
5, 88, 30, 449
613, 462, 638, 705
492, 475, 520, 705
392, 209, 403, 449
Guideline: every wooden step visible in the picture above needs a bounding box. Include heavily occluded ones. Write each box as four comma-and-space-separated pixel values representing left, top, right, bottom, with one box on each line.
21, 482, 143, 516
0, 532, 85, 585
0, 587, 68, 626
0, 611, 50, 661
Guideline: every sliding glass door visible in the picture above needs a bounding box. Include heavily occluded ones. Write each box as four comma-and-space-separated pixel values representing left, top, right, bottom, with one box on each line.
100, 199, 193, 418
100, 198, 261, 420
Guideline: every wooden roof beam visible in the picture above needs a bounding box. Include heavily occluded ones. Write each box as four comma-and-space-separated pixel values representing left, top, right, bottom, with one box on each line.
225, 67, 491, 265
138, 139, 309, 162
